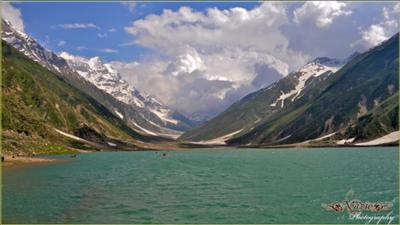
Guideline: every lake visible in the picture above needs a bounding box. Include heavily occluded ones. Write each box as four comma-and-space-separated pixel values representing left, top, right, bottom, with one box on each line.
2, 147, 399, 224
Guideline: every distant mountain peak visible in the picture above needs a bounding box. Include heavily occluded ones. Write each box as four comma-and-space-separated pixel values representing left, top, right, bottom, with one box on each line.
268, 57, 344, 108
58, 51, 77, 61
2, 18, 195, 138
88, 56, 103, 68
3, 19, 25, 35
2, 19, 74, 75
308, 57, 343, 67
59, 52, 145, 106
59, 51, 195, 134
181, 34, 399, 145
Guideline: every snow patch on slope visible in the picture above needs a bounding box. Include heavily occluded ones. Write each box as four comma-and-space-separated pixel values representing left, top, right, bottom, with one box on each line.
193, 129, 244, 145
336, 137, 356, 145
55, 128, 86, 142
107, 142, 117, 147
150, 108, 179, 125
271, 58, 342, 108
131, 120, 181, 139
114, 110, 124, 119
355, 131, 400, 146
131, 121, 158, 136
300, 132, 336, 144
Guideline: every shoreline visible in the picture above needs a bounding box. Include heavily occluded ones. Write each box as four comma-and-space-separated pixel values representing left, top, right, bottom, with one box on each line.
236, 142, 399, 149
2, 143, 398, 167
1, 148, 95, 167
2, 155, 66, 167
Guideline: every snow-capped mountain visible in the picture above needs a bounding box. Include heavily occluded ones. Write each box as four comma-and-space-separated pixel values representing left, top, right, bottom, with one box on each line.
58, 52, 194, 133
180, 34, 399, 146
270, 57, 344, 108
180, 56, 350, 142
1, 19, 195, 139
1, 19, 76, 76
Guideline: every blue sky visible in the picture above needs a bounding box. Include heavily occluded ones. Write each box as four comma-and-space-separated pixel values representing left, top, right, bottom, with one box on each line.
3, 2, 399, 117
9, 2, 398, 62
16, 2, 262, 62
19, 2, 152, 61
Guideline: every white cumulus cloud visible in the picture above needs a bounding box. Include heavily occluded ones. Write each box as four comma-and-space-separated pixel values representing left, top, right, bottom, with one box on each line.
122, 2, 136, 13
293, 1, 352, 28
117, 2, 309, 118
351, 6, 398, 50
1, 2, 25, 32
57, 23, 99, 29
97, 33, 108, 38
76, 46, 88, 51
101, 48, 118, 53
57, 40, 66, 47
394, 3, 400, 14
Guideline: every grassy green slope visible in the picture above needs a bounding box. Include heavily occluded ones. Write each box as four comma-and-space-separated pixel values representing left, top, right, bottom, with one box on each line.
341, 91, 398, 140
1, 41, 148, 155
228, 33, 399, 145
178, 72, 298, 141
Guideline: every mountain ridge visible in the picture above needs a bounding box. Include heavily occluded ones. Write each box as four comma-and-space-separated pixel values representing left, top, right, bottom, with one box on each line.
58, 51, 195, 134
179, 55, 347, 143
228, 33, 399, 146
2, 40, 149, 155
179, 33, 399, 146
1, 19, 195, 139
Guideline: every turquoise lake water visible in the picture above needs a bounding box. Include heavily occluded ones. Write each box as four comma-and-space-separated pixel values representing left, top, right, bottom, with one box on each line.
2, 147, 399, 223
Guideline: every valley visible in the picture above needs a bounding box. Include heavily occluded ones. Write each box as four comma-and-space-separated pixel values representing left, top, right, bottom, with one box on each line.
1, 18, 399, 159
1, 2, 399, 224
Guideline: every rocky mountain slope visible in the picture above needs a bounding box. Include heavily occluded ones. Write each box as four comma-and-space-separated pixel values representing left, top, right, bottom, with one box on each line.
2, 41, 151, 155
59, 52, 195, 134
179, 55, 347, 143
2, 19, 195, 139
180, 34, 399, 146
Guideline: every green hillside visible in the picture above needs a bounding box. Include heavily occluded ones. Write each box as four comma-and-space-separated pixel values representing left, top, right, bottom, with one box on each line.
1, 41, 149, 156
228, 33, 399, 145
178, 74, 300, 142
179, 33, 399, 146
